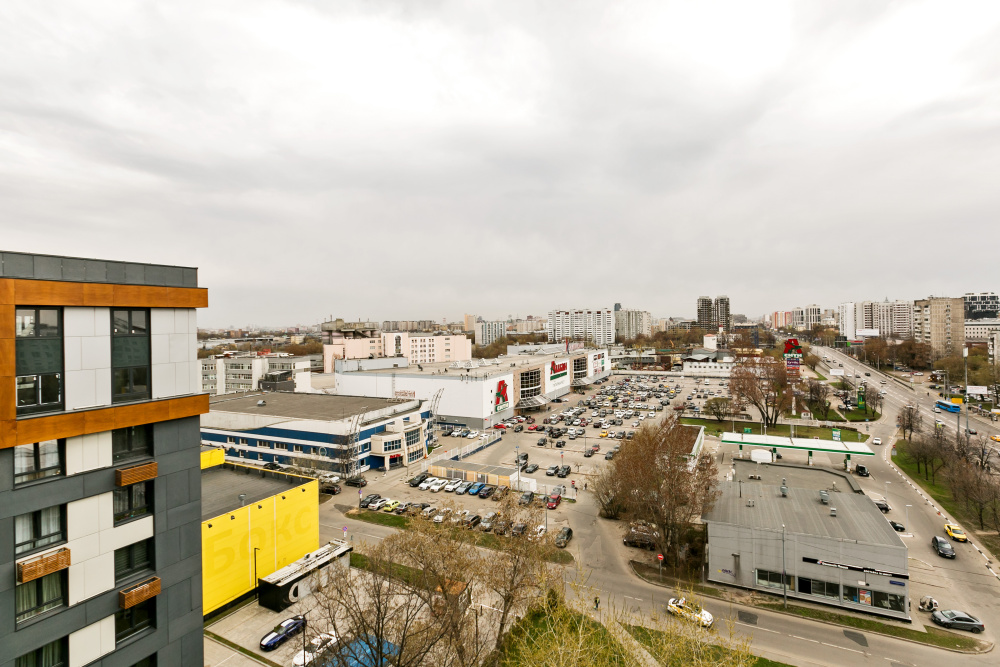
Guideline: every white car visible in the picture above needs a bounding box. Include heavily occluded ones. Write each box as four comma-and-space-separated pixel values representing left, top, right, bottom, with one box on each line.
632, 421, 640, 427
466, 430, 479, 439
429, 479, 448, 492
419, 476, 439, 490
648, 412, 656, 418
433, 508, 452, 523
872, 437, 882, 446
369, 498, 389, 511
667, 597, 714, 628
529, 525, 547, 541
444, 479, 462, 492
293, 632, 337, 666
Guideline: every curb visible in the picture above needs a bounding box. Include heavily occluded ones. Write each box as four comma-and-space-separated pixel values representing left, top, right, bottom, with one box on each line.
627, 561, 993, 654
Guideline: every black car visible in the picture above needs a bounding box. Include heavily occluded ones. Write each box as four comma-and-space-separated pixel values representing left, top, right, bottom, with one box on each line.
556, 465, 571, 478
516, 452, 529, 466
874, 499, 890, 513
409, 472, 430, 487
511, 522, 528, 537
359, 493, 381, 508
260, 615, 306, 651
524, 463, 539, 473
537, 437, 547, 446
479, 485, 496, 499
584, 448, 594, 458
555, 526, 573, 548
518, 491, 534, 505
556, 440, 566, 448
932, 536, 956, 558
262, 461, 283, 471
604, 451, 615, 460
889, 520, 906, 532
345, 477, 368, 487
855, 465, 870, 477
623, 531, 656, 550
514, 425, 523, 432
321, 482, 342, 495
463, 514, 482, 529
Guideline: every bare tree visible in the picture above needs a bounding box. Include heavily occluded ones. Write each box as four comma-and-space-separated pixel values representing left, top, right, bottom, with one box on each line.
610, 418, 719, 565
806, 379, 831, 420
704, 397, 732, 422
591, 464, 629, 520
730, 357, 791, 427
898, 405, 923, 440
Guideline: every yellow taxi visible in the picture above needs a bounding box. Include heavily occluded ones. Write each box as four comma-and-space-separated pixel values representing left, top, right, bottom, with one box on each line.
944, 523, 967, 542
991, 435, 1000, 443
600, 430, 609, 438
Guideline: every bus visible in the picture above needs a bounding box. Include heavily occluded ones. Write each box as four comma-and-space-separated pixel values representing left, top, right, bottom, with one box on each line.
935, 400, 961, 414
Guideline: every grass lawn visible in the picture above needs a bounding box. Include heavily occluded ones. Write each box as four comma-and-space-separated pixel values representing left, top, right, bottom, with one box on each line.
500, 604, 632, 666
813, 371, 827, 381
757, 601, 985, 652
629, 560, 722, 598
350, 510, 574, 564
843, 407, 880, 422
681, 418, 865, 442
893, 440, 1000, 558
625, 625, 795, 667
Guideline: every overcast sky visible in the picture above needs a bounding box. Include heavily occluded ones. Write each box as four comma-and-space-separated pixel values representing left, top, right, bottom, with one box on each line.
3, 1, 999, 328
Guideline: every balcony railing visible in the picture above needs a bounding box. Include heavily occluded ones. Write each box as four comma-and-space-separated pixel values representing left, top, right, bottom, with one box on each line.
119, 576, 161, 609
116, 461, 158, 487
17, 548, 71, 584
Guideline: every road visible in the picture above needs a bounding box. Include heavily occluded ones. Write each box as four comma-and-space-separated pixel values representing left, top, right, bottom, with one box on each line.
319, 371, 1000, 666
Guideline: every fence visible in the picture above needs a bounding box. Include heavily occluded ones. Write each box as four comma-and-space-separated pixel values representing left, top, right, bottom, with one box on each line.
421, 431, 504, 472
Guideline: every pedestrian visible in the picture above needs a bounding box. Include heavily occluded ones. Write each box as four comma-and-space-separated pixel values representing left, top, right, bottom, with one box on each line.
594, 597, 600, 610
584, 482, 588, 491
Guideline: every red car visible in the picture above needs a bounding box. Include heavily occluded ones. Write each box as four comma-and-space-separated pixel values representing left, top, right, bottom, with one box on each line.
547, 493, 562, 509
527, 424, 538, 431
493, 424, 507, 429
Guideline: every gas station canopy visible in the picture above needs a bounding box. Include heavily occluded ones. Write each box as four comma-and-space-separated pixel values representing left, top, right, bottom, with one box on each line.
721, 432, 875, 457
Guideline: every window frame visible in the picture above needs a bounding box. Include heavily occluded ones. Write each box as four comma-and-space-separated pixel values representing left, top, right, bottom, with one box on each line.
15, 636, 68, 667
115, 598, 156, 643
14, 439, 66, 486
112, 425, 153, 464
15, 505, 67, 557
113, 481, 153, 525
115, 538, 155, 584
15, 307, 64, 416
111, 309, 151, 404
15, 570, 67, 624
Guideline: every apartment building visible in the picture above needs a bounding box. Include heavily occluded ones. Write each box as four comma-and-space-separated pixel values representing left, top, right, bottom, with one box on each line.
474, 321, 506, 346
614, 309, 652, 341
547, 308, 615, 346
913, 297, 965, 359
696, 297, 714, 330
964, 292, 999, 320
1, 252, 208, 667
199, 355, 311, 395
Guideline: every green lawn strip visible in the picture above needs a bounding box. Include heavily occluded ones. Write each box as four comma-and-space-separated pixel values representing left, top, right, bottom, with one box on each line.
624, 624, 794, 667
893, 441, 1000, 558
349, 551, 427, 589
843, 407, 880, 422
756, 602, 984, 651
204, 631, 283, 667
813, 371, 827, 381
629, 560, 722, 598
681, 418, 865, 442
499, 605, 632, 666
351, 510, 574, 564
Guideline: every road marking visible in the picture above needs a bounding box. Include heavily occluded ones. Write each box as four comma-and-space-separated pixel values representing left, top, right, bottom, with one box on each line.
788, 635, 820, 643
735, 622, 779, 633
822, 642, 864, 654
624, 595, 642, 601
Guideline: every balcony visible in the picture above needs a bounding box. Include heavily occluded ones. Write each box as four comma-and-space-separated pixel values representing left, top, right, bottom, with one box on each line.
116, 461, 158, 487
17, 548, 71, 584
119, 576, 161, 609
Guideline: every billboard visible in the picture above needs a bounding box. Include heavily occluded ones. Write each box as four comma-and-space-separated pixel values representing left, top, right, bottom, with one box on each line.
566, 341, 585, 353
493, 378, 511, 413
589, 351, 607, 375
546, 358, 571, 392
856, 329, 880, 338
968, 386, 988, 396
830, 368, 845, 376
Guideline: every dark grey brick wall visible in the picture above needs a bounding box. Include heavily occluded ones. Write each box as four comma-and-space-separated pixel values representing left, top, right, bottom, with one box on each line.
0, 252, 198, 288
0, 416, 203, 667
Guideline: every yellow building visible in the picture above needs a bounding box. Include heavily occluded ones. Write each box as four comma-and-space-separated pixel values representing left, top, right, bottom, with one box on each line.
200, 447, 319, 614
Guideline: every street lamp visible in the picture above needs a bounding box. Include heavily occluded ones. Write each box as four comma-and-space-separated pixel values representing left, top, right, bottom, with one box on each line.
884, 480, 891, 502
781, 524, 787, 609
515, 445, 520, 491
252, 547, 260, 599
905, 504, 911, 528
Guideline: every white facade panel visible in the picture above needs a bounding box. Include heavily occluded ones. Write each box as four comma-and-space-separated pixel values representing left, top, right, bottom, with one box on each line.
64, 431, 112, 476
68, 551, 115, 605
63, 307, 97, 338
64, 336, 83, 372
64, 369, 97, 411
80, 335, 111, 371
152, 363, 176, 399
102, 516, 155, 554
151, 333, 171, 365
67, 496, 102, 541
69, 615, 116, 667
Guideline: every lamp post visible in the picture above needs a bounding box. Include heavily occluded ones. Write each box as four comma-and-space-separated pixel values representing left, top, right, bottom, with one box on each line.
252, 547, 260, 599
906, 504, 911, 528
515, 444, 520, 491
964, 347, 970, 444
781, 524, 787, 609
884, 480, 891, 503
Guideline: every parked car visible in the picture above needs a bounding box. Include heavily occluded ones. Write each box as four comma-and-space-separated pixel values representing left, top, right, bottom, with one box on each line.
546, 465, 558, 476
479, 484, 496, 499
889, 520, 906, 532
260, 615, 307, 651
555, 526, 573, 548
667, 598, 714, 628
359, 493, 380, 508
408, 473, 429, 487
369, 498, 389, 511
511, 522, 528, 537
429, 479, 448, 492
556, 440, 566, 448
931, 609, 985, 633
321, 482, 342, 495
455, 481, 473, 495
855, 465, 870, 477
623, 530, 656, 550
547, 493, 561, 509
944, 524, 968, 542
874, 499, 891, 513
556, 465, 571, 477
492, 485, 509, 501
344, 477, 367, 487
932, 535, 956, 558
463, 514, 482, 529
444, 479, 462, 492
381, 500, 400, 513
433, 508, 453, 523
262, 462, 284, 471
524, 463, 538, 473
584, 448, 594, 457
393, 502, 411, 515
872, 437, 882, 446
518, 491, 534, 505
421, 505, 437, 519
513, 425, 523, 432
604, 450, 615, 460
467, 482, 485, 496
480, 511, 498, 532
292, 632, 336, 666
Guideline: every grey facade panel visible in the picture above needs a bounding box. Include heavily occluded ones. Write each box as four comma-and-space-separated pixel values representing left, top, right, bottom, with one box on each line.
0, 251, 198, 287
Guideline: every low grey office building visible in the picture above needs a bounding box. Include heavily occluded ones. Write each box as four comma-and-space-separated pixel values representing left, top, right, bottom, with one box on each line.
703, 472, 910, 621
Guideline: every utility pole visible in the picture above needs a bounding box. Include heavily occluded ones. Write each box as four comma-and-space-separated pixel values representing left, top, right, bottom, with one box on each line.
964, 347, 970, 445
782, 524, 788, 609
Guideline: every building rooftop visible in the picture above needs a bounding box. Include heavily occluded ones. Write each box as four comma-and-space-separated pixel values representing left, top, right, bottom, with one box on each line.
0, 250, 198, 287
208, 392, 408, 421
704, 465, 902, 548
346, 351, 589, 379
201, 464, 309, 520
722, 432, 874, 457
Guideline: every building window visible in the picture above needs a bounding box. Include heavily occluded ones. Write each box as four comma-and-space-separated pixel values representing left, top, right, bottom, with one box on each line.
15, 505, 65, 556
239, 438, 247, 445
405, 429, 420, 448
112, 309, 151, 403
115, 598, 155, 643
275, 443, 287, 450
226, 436, 235, 444
15, 637, 67, 667
114, 482, 152, 524
115, 539, 154, 583
15, 571, 66, 623
129, 656, 156, 667
15, 307, 63, 415
798, 577, 839, 600
384, 439, 401, 452
14, 440, 64, 485
113, 425, 153, 463
755, 569, 794, 591
293, 445, 303, 453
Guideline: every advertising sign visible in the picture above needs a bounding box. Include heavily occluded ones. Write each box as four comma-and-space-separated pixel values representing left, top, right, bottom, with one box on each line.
783, 338, 803, 383
493, 379, 510, 413
566, 341, 585, 353
546, 358, 571, 392
590, 351, 606, 375
832, 429, 841, 442
856, 386, 866, 409
855, 329, 880, 338
394, 390, 416, 399
968, 386, 988, 396
830, 368, 845, 376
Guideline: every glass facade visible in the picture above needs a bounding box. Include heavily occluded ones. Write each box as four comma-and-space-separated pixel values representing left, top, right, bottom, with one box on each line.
14, 440, 64, 485
111, 309, 150, 403
15, 307, 63, 415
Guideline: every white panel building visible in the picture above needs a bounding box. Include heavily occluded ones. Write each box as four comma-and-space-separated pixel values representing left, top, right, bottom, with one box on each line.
547, 308, 614, 346
474, 320, 507, 346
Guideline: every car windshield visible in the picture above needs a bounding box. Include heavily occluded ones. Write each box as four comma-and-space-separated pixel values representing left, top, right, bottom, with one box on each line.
942, 610, 958, 619
273, 625, 288, 634
951, 527, 965, 535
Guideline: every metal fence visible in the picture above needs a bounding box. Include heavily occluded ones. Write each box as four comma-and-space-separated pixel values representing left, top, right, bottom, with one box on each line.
421, 431, 504, 472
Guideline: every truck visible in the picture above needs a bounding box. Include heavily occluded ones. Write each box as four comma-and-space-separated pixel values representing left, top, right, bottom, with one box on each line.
750, 449, 773, 464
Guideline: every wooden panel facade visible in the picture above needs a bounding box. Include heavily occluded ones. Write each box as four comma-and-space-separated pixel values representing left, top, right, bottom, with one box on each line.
116, 461, 158, 487
0, 278, 208, 309
119, 576, 161, 609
